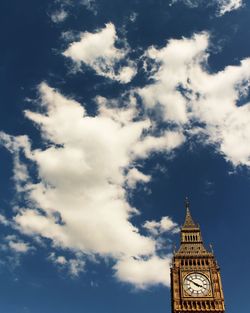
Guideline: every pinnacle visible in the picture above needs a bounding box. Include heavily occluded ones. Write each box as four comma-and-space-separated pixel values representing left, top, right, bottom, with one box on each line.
182, 198, 198, 228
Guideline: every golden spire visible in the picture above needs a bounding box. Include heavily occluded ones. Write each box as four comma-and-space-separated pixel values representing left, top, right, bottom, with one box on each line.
182, 197, 198, 228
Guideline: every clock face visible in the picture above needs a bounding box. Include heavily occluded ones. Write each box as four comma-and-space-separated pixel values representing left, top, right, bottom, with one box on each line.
183, 273, 210, 297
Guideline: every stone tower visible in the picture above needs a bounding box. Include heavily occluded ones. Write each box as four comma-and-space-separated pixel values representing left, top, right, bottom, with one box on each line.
170, 199, 225, 312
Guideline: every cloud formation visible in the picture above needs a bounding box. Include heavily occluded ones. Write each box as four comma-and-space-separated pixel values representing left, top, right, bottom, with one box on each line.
144, 216, 179, 236
50, 9, 68, 23
114, 256, 171, 289
6, 235, 32, 254
48, 252, 86, 277
63, 23, 137, 83
126, 168, 151, 189
140, 32, 250, 166
217, 0, 243, 15
170, 0, 243, 15
0, 83, 183, 287
2, 25, 250, 289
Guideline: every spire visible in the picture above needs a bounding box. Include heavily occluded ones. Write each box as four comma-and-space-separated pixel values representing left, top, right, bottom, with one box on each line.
182, 197, 198, 228
175, 197, 209, 255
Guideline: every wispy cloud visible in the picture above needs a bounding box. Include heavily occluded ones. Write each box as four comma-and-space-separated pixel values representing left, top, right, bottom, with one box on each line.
63, 23, 137, 83
48, 252, 85, 277
0, 213, 10, 226
217, 0, 243, 15
170, 0, 243, 16
8, 240, 31, 253
50, 9, 68, 23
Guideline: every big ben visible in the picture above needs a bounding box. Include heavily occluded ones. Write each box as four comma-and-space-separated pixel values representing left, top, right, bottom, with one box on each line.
171, 199, 225, 312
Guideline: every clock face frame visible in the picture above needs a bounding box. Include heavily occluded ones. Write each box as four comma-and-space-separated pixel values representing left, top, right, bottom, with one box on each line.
183, 272, 210, 297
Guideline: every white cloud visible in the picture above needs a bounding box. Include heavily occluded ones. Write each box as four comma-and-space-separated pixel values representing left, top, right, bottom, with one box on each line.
114, 256, 171, 289
133, 131, 185, 158
49, 252, 85, 277
189, 57, 250, 166
140, 32, 250, 167
9, 241, 30, 253
170, 0, 201, 8
139, 32, 209, 124
51, 9, 68, 23
80, 0, 96, 13
144, 216, 179, 236
68, 258, 85, 276
126, 168, 151, 189
0, 214, 9, 226
50, 0, 97, 25
63, 23, 137, 83
129, 12, 138, 23
55, 0, 96, 13
7, 236, 31, 253
80, 0, 95, 7
217, 0, 243, 15
170, 0, 243, 15
0, 83, 182, 288
0, 132, 31, 193
49, 253, 67, 265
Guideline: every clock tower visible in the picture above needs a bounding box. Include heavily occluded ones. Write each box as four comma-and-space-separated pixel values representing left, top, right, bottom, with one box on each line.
171, 199, 225, 312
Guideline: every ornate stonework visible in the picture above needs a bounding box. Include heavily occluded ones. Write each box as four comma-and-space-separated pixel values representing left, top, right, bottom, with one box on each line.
171, 200, 225, 312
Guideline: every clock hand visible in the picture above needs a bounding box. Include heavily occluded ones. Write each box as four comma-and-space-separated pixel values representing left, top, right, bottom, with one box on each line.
187, 278, 203, 288
193, 281, 203, 288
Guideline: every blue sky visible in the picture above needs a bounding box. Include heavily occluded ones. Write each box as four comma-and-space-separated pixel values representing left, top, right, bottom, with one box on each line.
0, 0, 250, 312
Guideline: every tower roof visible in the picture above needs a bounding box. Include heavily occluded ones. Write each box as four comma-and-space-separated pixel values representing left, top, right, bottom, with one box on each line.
175, 197, 210, 256
182, 197, 198, 229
